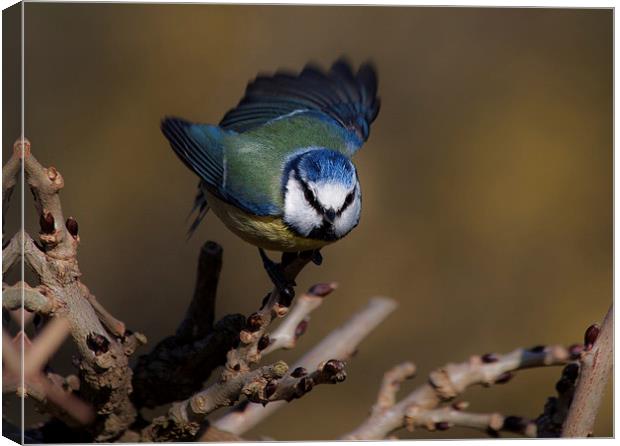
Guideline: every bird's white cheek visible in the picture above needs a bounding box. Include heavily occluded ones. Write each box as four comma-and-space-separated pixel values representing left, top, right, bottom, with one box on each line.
334, 197, 361, 238
283, 177, 322, 236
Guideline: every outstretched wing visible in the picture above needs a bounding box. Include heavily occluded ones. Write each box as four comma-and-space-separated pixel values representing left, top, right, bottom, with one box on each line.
161, 117, 280, 217
219, 58, 380, 152
161, 117, 225, 190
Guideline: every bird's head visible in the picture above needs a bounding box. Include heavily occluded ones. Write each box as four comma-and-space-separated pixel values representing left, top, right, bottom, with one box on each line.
282, 149, 361, 241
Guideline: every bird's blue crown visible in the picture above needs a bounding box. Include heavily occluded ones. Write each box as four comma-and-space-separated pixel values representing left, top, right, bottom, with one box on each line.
290, 149, 357, 188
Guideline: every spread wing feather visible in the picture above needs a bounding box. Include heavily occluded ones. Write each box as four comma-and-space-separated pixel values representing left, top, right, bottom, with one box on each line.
219, 58, 380, 150
161, 117, 224, 189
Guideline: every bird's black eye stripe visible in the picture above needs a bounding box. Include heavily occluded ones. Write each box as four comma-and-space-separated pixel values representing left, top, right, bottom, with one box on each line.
338, 190, 356, 216
305, 189, 322, 212
344, 191, 354, 206
297, 174, 323, 213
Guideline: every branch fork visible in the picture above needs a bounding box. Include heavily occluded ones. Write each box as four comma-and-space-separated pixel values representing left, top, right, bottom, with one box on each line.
343, 344, 573, 440
3, 142, 145, 440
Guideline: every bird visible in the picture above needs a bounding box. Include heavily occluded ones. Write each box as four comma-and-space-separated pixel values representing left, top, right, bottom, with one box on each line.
161, 58, 380, 298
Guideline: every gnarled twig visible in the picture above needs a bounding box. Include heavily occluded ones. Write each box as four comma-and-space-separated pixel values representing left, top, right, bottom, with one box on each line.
3, 281, 57, 314
373, 361, 416, 415
253, 359, 347, 404
405, 405, 537, 437
141, 361, 290, 441
261, 282, 335, 356
212, 297, 398, 436
343, 344, 573, 439
2, 143, 143, 440
224, 253, 311, 377
2, 139, 25, 229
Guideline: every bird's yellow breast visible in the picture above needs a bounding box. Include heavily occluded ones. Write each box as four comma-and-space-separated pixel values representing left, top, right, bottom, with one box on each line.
205, 191, 331, 252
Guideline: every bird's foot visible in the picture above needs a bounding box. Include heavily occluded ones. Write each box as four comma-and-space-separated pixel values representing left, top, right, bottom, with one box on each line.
259, 249, 296, 304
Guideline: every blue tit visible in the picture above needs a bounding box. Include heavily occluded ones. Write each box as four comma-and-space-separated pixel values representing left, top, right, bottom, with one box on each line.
162, 58, 380, 297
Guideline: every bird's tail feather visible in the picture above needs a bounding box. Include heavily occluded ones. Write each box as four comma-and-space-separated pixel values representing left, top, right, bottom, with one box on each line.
186, 185, 210, 239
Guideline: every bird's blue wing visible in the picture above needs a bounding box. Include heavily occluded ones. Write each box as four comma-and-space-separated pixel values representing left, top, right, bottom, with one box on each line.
219, 59, 380, 153
161, 117, 225, 189
161, 117, 280, 219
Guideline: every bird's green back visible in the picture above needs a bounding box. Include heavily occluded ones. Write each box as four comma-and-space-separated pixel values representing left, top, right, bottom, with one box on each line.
221, 113, 353, 213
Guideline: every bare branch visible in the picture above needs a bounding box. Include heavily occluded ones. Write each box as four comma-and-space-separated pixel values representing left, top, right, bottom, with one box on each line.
142, 285, 355, 441
562, 305, 613, 437
343, 344, 572, 439
254, 359, 347, 404
137, 251, 329, 441
3, 281, 57, 314
212, 297, 398, 436
82, 287, 126, 338
2, 139, 25, 223
2, 232, 23, 275
405, 405, 537, 437
373, 362, 416, 415
224, 253, 311, 376
262, 282, 336, 355
5, 147, 139, 440
22, 231, 47, 276
141, 361, 290, 441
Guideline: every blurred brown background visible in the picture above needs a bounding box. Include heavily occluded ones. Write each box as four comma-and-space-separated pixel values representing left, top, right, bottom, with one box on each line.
2, 3, 612, 440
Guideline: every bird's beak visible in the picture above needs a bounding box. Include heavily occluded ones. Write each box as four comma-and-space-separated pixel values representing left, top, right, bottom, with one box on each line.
324, 209, 336, 224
